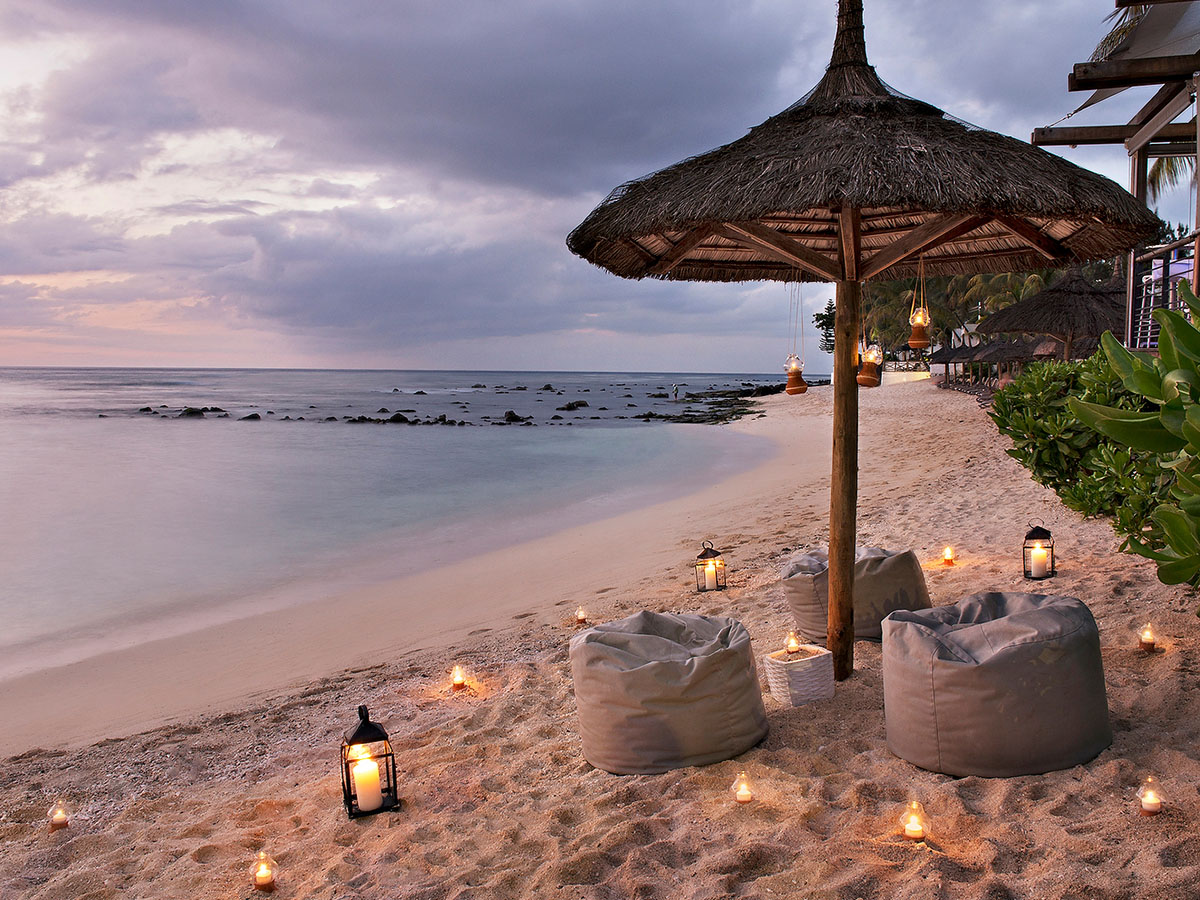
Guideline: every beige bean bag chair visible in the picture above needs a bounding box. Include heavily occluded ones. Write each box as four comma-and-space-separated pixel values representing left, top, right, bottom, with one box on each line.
569, 610, 768, 775
882, 592, 1112, 777
783, 546, 930, 642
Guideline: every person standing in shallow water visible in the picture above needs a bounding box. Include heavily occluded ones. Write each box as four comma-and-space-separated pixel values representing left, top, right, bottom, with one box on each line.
672, 384, 679, 401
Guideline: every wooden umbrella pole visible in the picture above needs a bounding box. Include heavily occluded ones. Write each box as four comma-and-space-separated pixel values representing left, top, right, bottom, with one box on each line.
828, 278, 860, 680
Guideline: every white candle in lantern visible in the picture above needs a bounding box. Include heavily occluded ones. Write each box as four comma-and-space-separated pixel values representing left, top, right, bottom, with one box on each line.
903, 814, 925, 840
255, 862, 275, 888
451, 665, 466, 691
943, 546, 955, 565
735, 784, 753, 803
575, 606, 587, 625
1140, 789, 1162, 814
1139, 625, 1156, 652
704, 561, 717, 591
1029, 544, 1048, 578
352, 756, 383, 813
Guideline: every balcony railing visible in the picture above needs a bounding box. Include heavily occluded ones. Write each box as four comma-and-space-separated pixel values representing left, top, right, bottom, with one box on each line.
1128, 234, 1196, 351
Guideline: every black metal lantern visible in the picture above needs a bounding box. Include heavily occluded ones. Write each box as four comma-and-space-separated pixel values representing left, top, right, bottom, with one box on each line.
695, 540, 727, 592
1022, 521, 1055, 580
340, 705, 400, 819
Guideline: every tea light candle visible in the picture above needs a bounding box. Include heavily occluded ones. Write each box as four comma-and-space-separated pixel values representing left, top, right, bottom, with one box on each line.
451, 665, 466, 691
903, 814, 925, 840
1139, 624, 1156, 653
352, 755, 383, 813
47, 800, 69, 832
942, 546, 955, 566
785, 631, 801, 655
899, 800, 929, 842
575, 606, 588, 626
251, 850, 278, 892
1029, 543, 1049, 579
1138, 776, 1164, 816
731, 771, 754, 804
704, 561, 718, 591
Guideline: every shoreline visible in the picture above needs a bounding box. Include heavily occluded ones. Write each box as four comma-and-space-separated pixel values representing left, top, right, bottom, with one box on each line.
0, 399, 803, 755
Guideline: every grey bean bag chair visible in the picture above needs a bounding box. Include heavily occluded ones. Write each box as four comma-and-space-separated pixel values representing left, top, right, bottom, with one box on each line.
882, 592, 1112, 777
783, 546, 930, 642
569, 610, 768, 775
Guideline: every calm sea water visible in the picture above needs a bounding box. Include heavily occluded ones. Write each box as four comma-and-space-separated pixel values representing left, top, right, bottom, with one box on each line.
0, 368, 792, 678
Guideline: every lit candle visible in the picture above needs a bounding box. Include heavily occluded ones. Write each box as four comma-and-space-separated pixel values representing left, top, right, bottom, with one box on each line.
47, 800, 69, 832
731, 771, 754, 804
251, 850, 277, 892
1138, 776, 1164, 816
575, 606, 588, 625
255, 862, 275, 890
704, 561, 717, 591
942, 546, 955, 566
785, 631, 801, 655
451, 665, 467, 691
903, 814, 925, 840
352, 754, 383, 813
1029, 543, 1048, 578
899, 800, 929, 841
1139, 624, 1156, 653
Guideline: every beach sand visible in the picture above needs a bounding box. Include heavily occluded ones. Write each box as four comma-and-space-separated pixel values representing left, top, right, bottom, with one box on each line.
3, 380, 1198, 899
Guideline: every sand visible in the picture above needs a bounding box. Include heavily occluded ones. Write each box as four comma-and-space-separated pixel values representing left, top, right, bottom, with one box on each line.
3, 380, 1199, 900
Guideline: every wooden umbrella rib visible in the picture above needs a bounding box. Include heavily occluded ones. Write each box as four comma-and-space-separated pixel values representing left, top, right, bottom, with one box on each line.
859, 213, 983, 280
644, 225, 717, 276
994, 215, 1069, 261
720, 222, 841, 281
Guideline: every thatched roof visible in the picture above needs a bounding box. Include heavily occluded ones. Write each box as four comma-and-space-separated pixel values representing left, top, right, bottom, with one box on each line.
929, 343, 982, 364
975, 268, 1124, 342
567, 1, 1158, 284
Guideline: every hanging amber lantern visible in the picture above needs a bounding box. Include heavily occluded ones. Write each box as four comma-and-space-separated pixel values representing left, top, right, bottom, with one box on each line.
908, 306, 931, 349
784, 353, 808, 395
857, 344, 882, 387
908, 255, 932, 349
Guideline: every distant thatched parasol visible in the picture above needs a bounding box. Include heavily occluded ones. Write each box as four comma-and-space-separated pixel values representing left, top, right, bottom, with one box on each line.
567, 0, 1157, 679
976, 268, 1124, 360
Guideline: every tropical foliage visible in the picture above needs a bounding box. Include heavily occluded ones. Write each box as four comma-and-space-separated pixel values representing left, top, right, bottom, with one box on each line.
1069, 281, 1200, 585
991, 354, 1169, 548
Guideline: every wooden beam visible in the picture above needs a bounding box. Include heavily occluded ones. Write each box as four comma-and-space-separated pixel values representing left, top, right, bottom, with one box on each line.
1148, 141, 1200, 158
643, 225, 715, 276
1116, 0, 1190, 6
859, 213, 980, 281
1032, 120, 1196, 146
993, 215, 1068, 261
828, 278, 859, 682
1126, 85, 1192, 152
720, 221, 841, 281
1132, 83, 1188, 128
838, 207, 861, 281
1070, 53, 1200, 91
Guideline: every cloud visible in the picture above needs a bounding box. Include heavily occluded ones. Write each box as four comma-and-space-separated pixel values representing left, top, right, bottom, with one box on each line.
0, 0, 1162, 369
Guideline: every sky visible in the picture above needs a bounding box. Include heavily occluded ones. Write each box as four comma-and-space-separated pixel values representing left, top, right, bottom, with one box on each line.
0, 0, 1190, 373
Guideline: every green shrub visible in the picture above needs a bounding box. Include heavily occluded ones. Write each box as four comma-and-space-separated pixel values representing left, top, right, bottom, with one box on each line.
990, 353, 1170, 548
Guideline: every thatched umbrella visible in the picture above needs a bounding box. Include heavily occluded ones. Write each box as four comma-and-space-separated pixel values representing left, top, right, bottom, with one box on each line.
567, 0, 1157, 680
976, 268, 1124, 360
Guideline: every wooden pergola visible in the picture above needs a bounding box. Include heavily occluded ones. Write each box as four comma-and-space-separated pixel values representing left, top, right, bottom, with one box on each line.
1031, 0, 1200, 341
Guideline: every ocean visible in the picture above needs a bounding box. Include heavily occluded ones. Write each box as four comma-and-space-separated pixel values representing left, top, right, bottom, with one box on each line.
0, 367, 799, 680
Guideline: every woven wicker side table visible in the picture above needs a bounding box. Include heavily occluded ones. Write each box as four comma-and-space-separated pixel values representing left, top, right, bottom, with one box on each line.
762, 646, 834, 707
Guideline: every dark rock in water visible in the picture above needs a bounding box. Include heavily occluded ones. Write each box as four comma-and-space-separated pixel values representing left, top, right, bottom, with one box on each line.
203, 406, 226, 413
512, 385, 527, 391
297, 416, 305, 420
392, 388, 401, 392
400, 409, 416, 413
555, 400, 589, 411
648, 392, 668, 398
540, 384, 554, 391
178, 407, 205, 418
240, 413, 261, 421
309, 405, 317, 408
472, 383, 486, 388
139, 406, 153, 412
551, 414, 563, 420
623, 394, 633, 398
159, 405, 168, 408
97, 413, 108, 418
457, 421, 465, 426
378, 407, 390, 413
414, 390, 427, 395
503, 410, 529, 423
325, 416, 338, 421
627, 403, 638, 408
598, 407, 608, 411
520, 421, 535, 426
580, 388, 590, 392
218, 413, 229, 418
435, 414, 448, 424
282, 415, 292, 421
388, 412, 410, 424
266, 411, 275, 415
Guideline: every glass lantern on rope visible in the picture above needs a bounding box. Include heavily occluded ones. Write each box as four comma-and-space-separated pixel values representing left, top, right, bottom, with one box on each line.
785, 353, 808, 395
857, 343, 882, 387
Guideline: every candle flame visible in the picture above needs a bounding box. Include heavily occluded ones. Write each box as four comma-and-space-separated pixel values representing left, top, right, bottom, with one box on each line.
451, 665, 466, 685
785, 631, 801, 653
257, 863, 271, 877
347, 743, 370, 761
943, 546, 954, 561
1141, 625, 1154, 641
575, 607, 587, 622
